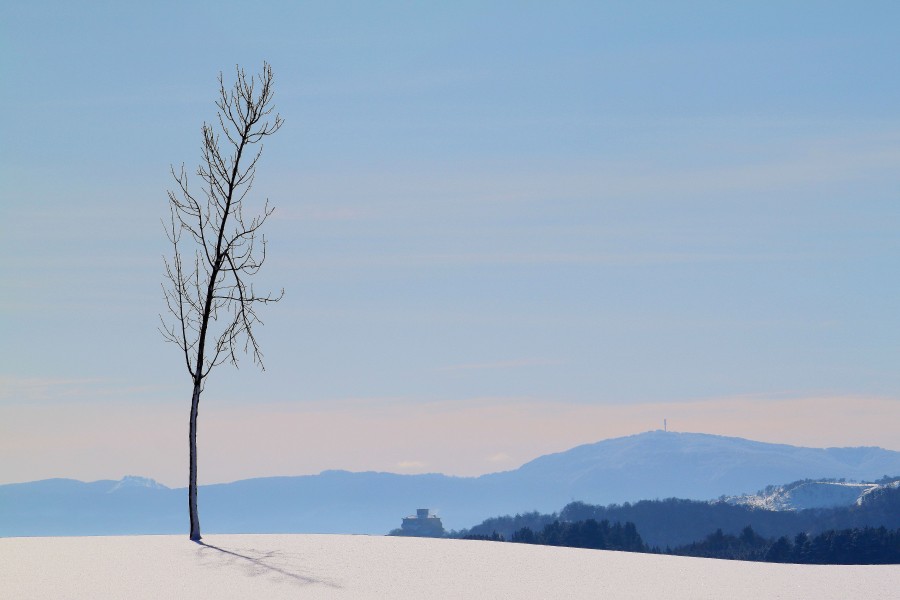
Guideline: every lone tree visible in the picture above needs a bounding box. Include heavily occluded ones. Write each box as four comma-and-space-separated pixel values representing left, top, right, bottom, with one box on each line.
160, 63, 283, 541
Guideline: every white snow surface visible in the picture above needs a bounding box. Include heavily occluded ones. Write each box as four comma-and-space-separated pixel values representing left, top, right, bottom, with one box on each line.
726, 480, 880, 511
106, 475, 169, 493
3, 534, 899, 599
858, 480, 900, 504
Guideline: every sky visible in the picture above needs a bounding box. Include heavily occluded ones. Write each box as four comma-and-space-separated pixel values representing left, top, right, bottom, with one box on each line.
1, 1, 899, 487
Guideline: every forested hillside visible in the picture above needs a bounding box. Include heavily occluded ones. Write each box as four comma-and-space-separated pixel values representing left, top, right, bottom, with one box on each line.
459, 482, 900, 548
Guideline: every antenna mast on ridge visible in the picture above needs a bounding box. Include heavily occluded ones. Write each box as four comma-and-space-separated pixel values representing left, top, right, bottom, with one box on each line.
664, 418, 667, 432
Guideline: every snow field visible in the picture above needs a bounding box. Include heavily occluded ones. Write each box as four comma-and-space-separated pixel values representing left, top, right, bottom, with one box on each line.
2, 534, 899, 599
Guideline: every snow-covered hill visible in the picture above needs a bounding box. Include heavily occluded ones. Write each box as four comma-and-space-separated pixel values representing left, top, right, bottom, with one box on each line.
726, 479, 900, 511
106, 475, 168, 493
727, 481, 876, 511
2, 534, 898, 600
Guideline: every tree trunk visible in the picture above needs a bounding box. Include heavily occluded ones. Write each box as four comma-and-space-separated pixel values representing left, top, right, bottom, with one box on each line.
188, 380, 202, 541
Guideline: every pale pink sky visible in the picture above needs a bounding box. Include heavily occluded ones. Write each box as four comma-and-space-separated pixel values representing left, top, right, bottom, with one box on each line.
2, 386, 897, 487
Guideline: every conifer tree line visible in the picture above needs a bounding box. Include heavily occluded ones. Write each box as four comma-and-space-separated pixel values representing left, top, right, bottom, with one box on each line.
463, 520, 900, 564
465, 519, 647, 553
454, 482, 900, 564
670, 524, 900, 564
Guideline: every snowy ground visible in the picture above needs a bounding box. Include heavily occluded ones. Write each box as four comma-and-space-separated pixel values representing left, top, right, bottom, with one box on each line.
3, 534, 899, 599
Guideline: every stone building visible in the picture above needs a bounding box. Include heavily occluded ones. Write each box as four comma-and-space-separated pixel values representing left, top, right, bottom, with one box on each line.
399, 508, 445, 537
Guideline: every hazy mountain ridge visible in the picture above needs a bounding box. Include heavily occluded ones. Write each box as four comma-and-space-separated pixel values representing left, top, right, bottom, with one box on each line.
3, 431, 900, 537
501, 431, 900, 502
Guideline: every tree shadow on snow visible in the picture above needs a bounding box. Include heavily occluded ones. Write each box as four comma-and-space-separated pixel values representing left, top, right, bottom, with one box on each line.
196, 540, 341, 590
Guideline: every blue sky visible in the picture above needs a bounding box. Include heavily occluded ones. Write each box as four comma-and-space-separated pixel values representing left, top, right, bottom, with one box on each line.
2, 1, 899, 486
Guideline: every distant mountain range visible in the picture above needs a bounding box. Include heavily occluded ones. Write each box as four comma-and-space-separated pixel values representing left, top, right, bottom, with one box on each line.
3, 431, 900, 537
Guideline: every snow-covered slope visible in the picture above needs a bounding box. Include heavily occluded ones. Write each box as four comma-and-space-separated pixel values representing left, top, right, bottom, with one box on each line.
106, 475, 168, 493
859, 480, 900, 504
2, 534, 898, 600
726, 480, 878, 510
725, 479, 900, 511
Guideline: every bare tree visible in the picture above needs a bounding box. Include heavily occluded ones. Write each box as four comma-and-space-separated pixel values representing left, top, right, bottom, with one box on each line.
160, 63, 283, 541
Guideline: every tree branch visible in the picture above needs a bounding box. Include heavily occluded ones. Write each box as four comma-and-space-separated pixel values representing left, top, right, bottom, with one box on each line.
160, 61, 283, 385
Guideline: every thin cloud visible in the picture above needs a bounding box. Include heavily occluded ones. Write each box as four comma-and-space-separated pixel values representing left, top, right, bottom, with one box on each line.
395, 460, 427, 470
0, 376, 106, 402
487, 452, 512, 463
273, 126, 900, 215
438, 358, 563, 372
271, 205, 370, 222
300, 251, 809, 270
0, 376, 172, 404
